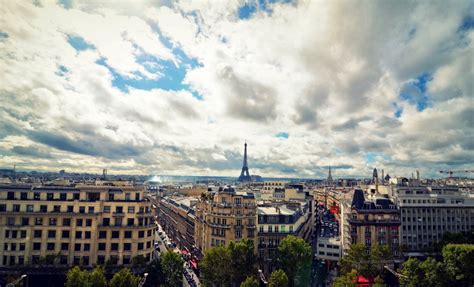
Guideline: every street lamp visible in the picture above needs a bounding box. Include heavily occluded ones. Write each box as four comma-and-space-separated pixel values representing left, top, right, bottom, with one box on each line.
6, 274, 27, 287
258, 269, 268, 285
138, 273, 149, 287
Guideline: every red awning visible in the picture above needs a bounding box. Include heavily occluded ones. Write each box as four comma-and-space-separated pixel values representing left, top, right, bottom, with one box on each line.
190, 260, 198, 269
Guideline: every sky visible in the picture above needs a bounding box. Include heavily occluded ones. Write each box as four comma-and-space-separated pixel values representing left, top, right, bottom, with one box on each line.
0, 0, 473, 178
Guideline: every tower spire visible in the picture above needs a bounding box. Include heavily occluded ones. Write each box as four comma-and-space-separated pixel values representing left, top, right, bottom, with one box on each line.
327, 165, 333, 185
238, 142, 251, 182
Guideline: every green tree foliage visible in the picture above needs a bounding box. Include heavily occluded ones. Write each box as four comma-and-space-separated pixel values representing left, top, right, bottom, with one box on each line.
89, 266, 107, 287
436, 231, 474, 250
400, 258, 424, 287
201, 245, 232, 286
420, 257, 445, 287
240, 276, 259, 287
340, 243, 391, 278
442, 244, 474, 285
109, 268, 140, 287
65, 266, 89, 287
268, 269, 289, 287
161, 251, 184, 287
143, 258, 165, 287
131, 255, 147, 269
332, 269, 357, 287
277, 235, 312, 287
229, 239, 257, 285
372, 275, 385, 287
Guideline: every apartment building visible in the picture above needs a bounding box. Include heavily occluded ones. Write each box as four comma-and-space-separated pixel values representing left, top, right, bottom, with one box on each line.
257, 201, 313, 275
0, 182, 155, 267
389, 184, 474, 252
194, 187, 257, 253
340, 189, 400, 257
155, 196, 198, 252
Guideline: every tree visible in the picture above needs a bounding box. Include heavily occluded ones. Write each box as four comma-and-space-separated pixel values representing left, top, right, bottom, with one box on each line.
340, 244, 371, 276
268, 269, 289, 287
442, 244, 474, 285
399, 258, 424, 287
109, 268, 140, 287
420, 257, 444, 287
89, 266, 107, 287
240, 276, 259, 287
132, 255, 147, 269
332, 269, 357, 287
161, 251, 184, 287
200, 245, 232, 286
65, 266, 89, 287
372, 275, 385, 287
144, 258, 165, 287
229, 239, 257, 285
277, 235, 312, 287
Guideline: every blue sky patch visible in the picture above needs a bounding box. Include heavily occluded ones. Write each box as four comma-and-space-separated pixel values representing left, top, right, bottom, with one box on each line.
400, 72, 432, 111
0, 31, 8, 41
392, 102, 403, 118
238, 0, 295, 20
458, 15, 474, 32
275, 132, 289, 139
56, 65, 68, 76
67, 35, 95, 51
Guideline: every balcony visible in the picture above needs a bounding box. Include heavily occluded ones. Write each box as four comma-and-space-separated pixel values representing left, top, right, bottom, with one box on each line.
113, 212, 125, 217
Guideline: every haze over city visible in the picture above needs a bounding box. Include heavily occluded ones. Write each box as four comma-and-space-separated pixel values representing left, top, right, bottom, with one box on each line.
0, 0, 472, 178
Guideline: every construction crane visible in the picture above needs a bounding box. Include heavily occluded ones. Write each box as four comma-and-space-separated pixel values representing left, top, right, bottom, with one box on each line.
439, 170, 474, 178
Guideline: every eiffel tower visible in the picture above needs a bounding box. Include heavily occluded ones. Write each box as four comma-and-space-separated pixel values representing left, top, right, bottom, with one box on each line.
238, 142, 251, 182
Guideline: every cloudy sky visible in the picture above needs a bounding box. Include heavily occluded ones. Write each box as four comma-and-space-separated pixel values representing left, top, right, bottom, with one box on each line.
0, 0, 472, 178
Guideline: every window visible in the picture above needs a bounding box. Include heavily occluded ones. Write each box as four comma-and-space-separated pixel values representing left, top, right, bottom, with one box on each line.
88, 207, 94, 214
73, 193, 79, 200
62, 230, 70, 238
135, 193, 140, 201
40, 205, 47, 212
124, 243, 131, 251
115, 206, 123, 213
86, 219, 92, 226
49, 218, 57, 226
13, 205, 20, 212
12, 230, 17, 238
21, 193, 28, 200
60, 193, 67, 200
22, 217, 29, 226
47, 193, 53, 200
75, 244, 81, 251
7, 217, 15, 225
76, 219, 83, 226
33, 243, 41, 250
111, 243, 118, 251
103, 206, 110, 213
84, 244, 90, 251
236, 229, 241, 238
99, 243, 106, 251
128, 206, 135, 213
139, 231, 144, 238
138, 243, 144, 250
124, 231, 132, 238
79, 206, 85, 213
76, 231, 82, 239
63, 218, 71, 226
47, 243, 55, 251
102, 218, 110, 226
127, 218, 135, 226
125, 193, 131, 200
112, 231, 120, 238
53, 205, 60, 212
115, 218, 122, 226
99, 231, 107, 239
34, 192, 41, 200
61, 243, 69, 251
0, 204, 6, 212
48, 230, 56, 238
19, 243, 25, 251
7, 192, 14, 199
34, 230, 42, 238
108, 194, 114, 201
5, 230, 9, 238
27, 205, 34, 212
85, 231, 91, 239
67, 206, 73, 212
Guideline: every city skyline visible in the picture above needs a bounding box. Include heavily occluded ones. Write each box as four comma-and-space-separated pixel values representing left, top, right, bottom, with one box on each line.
1, 0, 473, 178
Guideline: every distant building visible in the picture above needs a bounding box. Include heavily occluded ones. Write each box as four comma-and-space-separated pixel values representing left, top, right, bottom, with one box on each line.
0, 182, 155, 267
238, 142, 252, 182
194, 187, 257, 253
